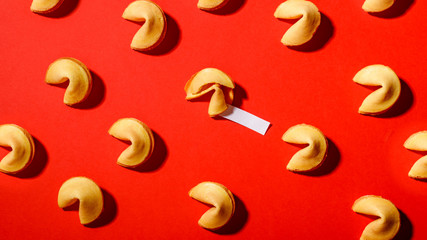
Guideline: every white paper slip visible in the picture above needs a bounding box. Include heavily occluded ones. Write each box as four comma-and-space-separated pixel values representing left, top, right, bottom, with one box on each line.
219, 105, 271, 135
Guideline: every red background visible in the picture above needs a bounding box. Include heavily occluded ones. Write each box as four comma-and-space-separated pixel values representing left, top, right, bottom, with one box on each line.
0, 0, 425, 239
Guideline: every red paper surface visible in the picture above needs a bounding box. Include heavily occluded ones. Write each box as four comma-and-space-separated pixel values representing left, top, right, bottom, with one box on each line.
0, 0, 426, 239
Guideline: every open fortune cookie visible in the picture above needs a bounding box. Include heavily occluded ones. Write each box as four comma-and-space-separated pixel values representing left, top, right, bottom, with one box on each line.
185, 68, 235, 117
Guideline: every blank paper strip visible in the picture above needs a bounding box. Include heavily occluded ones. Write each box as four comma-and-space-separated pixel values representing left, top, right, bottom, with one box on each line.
220, 105, 271, 135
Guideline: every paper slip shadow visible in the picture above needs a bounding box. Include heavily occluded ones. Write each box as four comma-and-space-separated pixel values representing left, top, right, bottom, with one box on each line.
144, 13, 181, 56
369, 0, 415, 18
286, 13, 334, 52
204, 0, 246, 15
86, 189, 118, 228
14, 137, 48, 178
376, 79, 413, 118
69, 70, 106, 109
393, 210, 412, 240
41, 0, 80, 18
131, 131, 168, 172
298, 138, 340, 177
212, 195, 249, 235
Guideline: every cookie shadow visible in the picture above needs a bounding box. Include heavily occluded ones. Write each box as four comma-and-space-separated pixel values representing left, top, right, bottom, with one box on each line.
71, 70, 106, 110
286, 13, 334, 52
232, 83, 248, 108
299, 138, 340, 177
204, 0, 246, 15
393, 210, 413, 240
86, 189, 118, 228
131, 130, 168, 172
212, 195, 248, 235
411, 177, 427, 183
369, 0, 415, 18
144, 13, 181, 56
41, 0, 80, 18
15, 137, 48, 178
376, 79, 413, 118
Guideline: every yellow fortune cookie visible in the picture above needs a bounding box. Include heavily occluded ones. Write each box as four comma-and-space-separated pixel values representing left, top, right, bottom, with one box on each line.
45, 57, 92, 106
404, 131, 427, 179
0, 124, 35, 174
189, 181, 235, 230
108, 118, 155, 168
274, 0, 321, 46
282, 124, 328, 172
185, 68, 235, 117
197, 0, 228, 11
31, 0, 64, 13
362, 0, 395, 12
352, 195, 400, 240
58, 177, 104, 225
122, 0, 167, 51
353, 64, 401, 115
